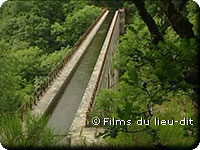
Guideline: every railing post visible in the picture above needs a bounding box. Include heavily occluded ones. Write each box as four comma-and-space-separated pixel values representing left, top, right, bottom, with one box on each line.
85, 111, 90, 127
9, 8, 108, 119
30, 97, 32, 110
20, 108, 24, 121
33, 96, 37, 105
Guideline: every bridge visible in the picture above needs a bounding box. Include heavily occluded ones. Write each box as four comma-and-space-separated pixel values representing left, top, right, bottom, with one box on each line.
12, 8, 125, 146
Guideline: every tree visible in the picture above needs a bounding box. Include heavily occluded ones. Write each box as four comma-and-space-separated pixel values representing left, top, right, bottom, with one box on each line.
0, 40, 22, 112
0, 1, 102, 113
0, 114, 60, 148
94, 0, 198, 146
51, 5, 101, 47
129, 0, 199, 92
159, 0, 195, 39
132, 0, 163, 44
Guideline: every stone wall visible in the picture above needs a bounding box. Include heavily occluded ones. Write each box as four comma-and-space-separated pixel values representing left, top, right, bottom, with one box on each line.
99, 8, 125, 91
31, 10, 109, 117
67, 9, 125, 147
98, 12, 120, 90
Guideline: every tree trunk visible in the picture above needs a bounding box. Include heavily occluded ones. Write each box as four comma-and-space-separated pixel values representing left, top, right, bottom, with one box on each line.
132, 0, 163, 44
178, 0, 188, 11
159, 0, 195, 39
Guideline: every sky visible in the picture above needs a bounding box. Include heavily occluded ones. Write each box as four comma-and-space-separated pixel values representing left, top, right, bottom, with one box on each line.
0, 0, 4, 6
0, 0, 6, 7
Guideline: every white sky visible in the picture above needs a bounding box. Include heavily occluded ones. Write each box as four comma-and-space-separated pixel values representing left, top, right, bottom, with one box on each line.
195, 0, 200, 6
0, 0, 6, 7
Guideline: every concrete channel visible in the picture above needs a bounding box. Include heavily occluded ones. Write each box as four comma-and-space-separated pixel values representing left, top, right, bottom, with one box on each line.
46, 12, 114, 135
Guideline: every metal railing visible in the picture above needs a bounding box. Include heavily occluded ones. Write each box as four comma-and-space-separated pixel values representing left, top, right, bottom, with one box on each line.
0, 8, 107, 120
85, 11, 119, 127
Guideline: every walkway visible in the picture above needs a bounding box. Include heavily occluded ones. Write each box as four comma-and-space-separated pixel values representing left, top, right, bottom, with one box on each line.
46, 12, 114, 134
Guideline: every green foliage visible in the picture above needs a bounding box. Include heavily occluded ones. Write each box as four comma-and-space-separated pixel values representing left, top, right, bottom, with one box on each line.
64, 5, 101, 44
93, 0, 124, 10
0, 114, 59, 148
0, 1, 102, 112
0, 1, 103, 147
40, 46, 70, 76
0, 1, 101, 51
92, 1, 198, 147
0, 2, 51, 51
123, 3, 136, 18
114, 13, 197, 93
51, 5, 101, 47
93, 89, 197, 147
91, 81, 149, 126
13, 47, 44, 83
0, 40, 22, 111
186, 1, 199, 36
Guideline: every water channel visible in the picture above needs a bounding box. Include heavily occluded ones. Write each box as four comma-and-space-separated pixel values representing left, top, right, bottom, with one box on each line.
46, 12, 114, 135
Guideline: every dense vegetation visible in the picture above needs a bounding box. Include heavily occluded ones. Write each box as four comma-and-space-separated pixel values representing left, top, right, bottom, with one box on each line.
0, 0, 101, 112
91, 0, 199, 148
0, 0, 199, 148
0, 0, 101, 147
0, 113, 60, 148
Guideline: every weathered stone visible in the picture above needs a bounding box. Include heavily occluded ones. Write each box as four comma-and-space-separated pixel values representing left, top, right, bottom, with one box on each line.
31, 11, 110, 118
68, 10, 125, 147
